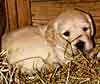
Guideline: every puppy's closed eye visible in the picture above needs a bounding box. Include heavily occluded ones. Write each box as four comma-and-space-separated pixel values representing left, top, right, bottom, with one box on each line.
63, 31, 70, 36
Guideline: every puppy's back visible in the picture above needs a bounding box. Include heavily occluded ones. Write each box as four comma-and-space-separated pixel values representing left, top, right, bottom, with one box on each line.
2, 26, 55, 72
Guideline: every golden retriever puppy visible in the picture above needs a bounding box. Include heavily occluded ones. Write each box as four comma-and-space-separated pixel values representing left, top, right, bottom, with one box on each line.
1, 8, 95, 72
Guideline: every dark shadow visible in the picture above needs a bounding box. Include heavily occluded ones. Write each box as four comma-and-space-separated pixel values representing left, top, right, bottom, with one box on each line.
0, 0, 6, 51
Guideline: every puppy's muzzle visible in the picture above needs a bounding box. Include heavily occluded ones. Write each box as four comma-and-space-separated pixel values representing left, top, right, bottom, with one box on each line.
75, 40, 85, 51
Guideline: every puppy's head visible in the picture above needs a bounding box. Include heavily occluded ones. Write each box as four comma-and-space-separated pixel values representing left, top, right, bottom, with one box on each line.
45, 8, 95, 53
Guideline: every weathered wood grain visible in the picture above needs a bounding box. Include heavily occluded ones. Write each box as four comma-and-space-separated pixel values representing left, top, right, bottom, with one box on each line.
16, 0, 32, 28
31, 1, 100, 37
5, 0, 18, 32
5, 0, 31, 32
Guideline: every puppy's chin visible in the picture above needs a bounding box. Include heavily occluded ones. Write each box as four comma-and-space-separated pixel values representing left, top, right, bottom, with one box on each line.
83, 47, 93, 54
84, 43, 94, 53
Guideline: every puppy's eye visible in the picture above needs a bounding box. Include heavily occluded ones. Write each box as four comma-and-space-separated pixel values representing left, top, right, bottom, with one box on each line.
63, 31, 70, 36
83, 27, 88, 32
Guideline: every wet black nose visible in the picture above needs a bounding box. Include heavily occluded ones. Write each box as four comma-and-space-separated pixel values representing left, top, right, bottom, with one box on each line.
75, 40, 85, 51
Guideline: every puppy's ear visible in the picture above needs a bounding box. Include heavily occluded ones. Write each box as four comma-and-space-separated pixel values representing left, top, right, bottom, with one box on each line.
45, 20, 57, 44
75, 8, 95, 36
85, 13, 95, 36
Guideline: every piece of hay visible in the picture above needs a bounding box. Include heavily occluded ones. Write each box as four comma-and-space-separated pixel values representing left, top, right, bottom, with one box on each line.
0, 38, 100, 84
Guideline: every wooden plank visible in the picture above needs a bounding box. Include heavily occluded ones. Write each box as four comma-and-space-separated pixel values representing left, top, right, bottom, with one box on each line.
16, 0, 32, 28
64, 0, 98, 3
5, 0, 18, 32
31, 2, 65, 23
4, 0, 9, 33
31, 2, 100, 18
94, 17, 100, 24
32, 19, 49, 25
32, 0, 62, 2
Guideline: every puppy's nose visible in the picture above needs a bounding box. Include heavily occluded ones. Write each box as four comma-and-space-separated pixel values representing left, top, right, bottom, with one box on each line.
75, 40, 85, 51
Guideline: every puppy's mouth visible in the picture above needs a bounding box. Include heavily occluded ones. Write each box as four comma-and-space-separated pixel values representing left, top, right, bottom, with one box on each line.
75, 40, 85, 52
74, 40, 93, 53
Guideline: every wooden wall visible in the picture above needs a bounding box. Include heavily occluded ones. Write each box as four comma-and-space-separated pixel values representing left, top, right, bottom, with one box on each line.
31, 0, 100, 37
4, 0, 100, 37
5, 0, 31, 33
